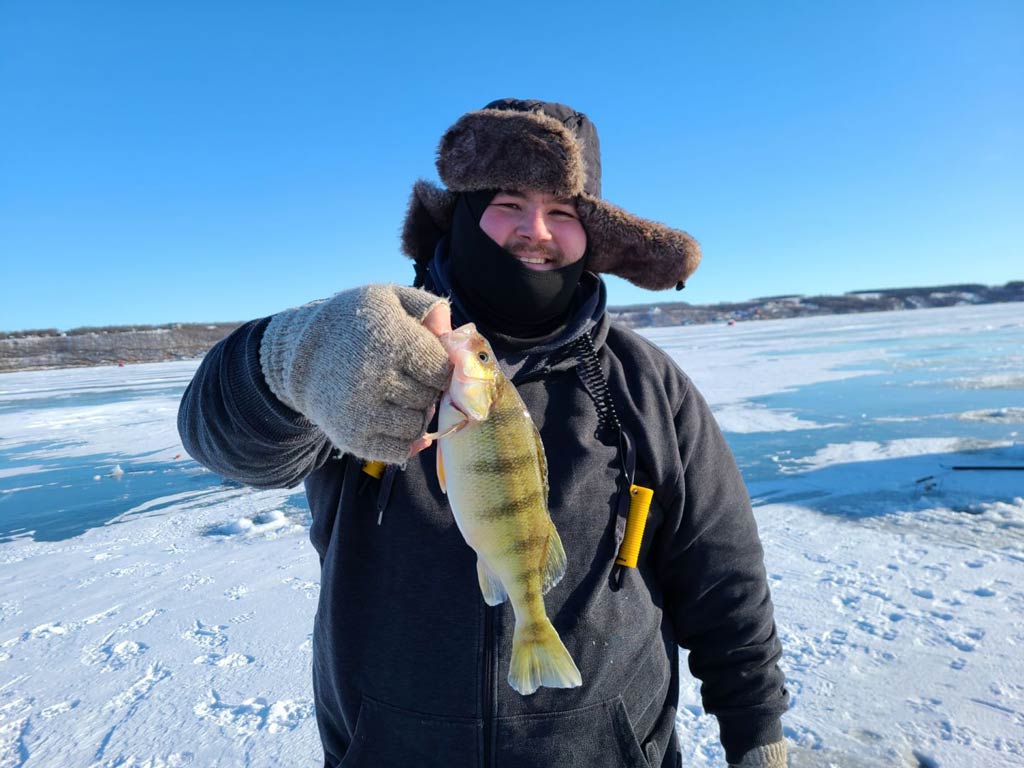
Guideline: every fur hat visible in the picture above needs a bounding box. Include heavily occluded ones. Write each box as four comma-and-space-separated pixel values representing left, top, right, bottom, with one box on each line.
401, 98, 701, 291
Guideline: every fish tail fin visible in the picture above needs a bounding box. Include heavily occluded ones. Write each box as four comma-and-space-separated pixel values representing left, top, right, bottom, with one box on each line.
508, 618, 582, 696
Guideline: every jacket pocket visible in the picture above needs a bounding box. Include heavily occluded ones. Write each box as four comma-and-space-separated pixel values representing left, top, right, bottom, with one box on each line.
495, 695, 650, 768
339, 695, 479, 768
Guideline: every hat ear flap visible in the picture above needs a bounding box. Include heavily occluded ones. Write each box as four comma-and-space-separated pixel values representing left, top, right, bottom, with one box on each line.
401, 180, 458, 264
577, 195, 701, 291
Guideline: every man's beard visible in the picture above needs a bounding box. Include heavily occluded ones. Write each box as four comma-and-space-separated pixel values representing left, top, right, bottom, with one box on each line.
504, 240, 564, 263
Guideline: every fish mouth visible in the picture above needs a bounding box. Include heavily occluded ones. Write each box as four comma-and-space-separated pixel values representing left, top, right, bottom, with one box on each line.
439, 323, 478, 353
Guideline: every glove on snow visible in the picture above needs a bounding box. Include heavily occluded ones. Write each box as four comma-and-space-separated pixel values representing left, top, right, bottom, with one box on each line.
260, 283, 451, 463
729, 739, 787, 768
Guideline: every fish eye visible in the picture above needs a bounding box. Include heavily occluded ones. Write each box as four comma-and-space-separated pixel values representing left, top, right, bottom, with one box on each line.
477, 351, 489, 363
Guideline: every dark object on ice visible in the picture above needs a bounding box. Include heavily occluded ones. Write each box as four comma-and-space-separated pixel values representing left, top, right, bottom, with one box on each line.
950, 465, 1024, 471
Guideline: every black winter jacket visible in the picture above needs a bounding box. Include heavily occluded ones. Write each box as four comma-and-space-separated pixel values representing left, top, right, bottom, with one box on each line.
177, 273, 788, 768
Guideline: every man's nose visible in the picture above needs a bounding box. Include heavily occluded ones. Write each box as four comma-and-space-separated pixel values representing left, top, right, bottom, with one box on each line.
516, 208, 552, 242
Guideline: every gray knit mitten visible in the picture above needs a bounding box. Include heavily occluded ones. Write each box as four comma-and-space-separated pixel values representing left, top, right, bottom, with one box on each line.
260, 283, 451, 463
729, 739, 787, 767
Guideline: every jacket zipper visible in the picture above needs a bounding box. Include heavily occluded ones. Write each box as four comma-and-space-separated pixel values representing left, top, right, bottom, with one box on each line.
482, 605, 495, 767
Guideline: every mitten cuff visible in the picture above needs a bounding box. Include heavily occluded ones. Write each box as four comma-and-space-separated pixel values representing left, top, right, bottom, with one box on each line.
259, 297, 327, 412
728, 739, 787, 768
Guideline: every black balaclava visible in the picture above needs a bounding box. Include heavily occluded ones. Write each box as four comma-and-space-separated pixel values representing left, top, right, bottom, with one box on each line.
449, 191, 587, 338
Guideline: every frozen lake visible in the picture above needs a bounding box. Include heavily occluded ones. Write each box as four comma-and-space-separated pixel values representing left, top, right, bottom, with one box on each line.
1, 303, 1022, 766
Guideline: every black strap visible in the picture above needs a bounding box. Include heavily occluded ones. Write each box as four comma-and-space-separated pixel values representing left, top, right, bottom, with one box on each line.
570, 332, 639, 589
570, 333, 621, 440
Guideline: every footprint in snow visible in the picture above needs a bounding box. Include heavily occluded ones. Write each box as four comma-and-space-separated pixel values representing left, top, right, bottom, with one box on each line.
181, 620, 228, 650
40, 699, 80, 719
21, 622, 68, 641
82, 638, 148, 671
283, 576, 319, 599
945, 627, 985, 652
192, 652, 254, 668
104, 663, 171, 712
224, 585, 250, 600
193, 690, 313, 735
181, 571, 215, 591
122, 608, 164, 631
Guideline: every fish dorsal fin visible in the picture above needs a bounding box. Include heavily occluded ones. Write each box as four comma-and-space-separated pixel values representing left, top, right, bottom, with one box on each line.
541, 521, 567, 594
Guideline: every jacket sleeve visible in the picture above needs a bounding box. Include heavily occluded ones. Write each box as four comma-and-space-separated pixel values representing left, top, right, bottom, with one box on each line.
177, 317, 334, 489
657, 379, 789, 764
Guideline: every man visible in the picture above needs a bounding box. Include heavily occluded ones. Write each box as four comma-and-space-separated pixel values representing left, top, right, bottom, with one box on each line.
179, 99, 788, 767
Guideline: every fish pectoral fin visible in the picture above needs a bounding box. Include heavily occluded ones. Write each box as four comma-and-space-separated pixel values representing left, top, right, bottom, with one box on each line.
476, 558, 509, 606
422, 419, 468, 441
541, 521, 568, 595
436, 445, 447, 494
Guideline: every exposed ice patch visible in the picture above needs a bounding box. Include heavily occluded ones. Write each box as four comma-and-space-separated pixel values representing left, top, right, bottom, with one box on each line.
948, 374, 1024, 390
781, 437, 1010, 473
956, 407, 1024, 424
0, 465, 47, 480
714, 402, 839, 433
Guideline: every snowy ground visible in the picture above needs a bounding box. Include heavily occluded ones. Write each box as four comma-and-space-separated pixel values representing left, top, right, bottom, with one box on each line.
1, 303, 1022, 767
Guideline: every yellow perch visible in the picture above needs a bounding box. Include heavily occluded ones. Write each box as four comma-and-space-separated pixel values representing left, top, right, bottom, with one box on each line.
432, 323, 582, 696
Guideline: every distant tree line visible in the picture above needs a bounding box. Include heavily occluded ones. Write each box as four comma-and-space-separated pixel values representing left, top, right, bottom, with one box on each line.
1, 281, 1021, 371
0, 322, 240, 340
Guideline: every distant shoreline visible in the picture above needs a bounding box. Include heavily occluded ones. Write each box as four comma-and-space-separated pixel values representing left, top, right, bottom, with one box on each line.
2, 281, 1020, 373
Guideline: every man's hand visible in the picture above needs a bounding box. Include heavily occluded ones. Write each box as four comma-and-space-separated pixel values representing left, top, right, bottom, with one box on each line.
259, 284, 453, 464
408, 301, 452, 458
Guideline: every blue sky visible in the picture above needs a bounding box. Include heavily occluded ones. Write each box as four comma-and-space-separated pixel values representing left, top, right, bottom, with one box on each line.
1, 1, 1021, 331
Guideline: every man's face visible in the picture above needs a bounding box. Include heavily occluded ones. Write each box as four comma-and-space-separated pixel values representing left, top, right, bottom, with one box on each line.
478, 190, 587, 271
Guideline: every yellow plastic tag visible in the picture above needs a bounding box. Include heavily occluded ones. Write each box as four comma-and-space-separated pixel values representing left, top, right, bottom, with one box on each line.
615, 484, 654, 568
362, 460, 386, 479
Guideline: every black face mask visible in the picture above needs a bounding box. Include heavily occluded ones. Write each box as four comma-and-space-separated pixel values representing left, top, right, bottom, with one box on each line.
449, 192, 587, 338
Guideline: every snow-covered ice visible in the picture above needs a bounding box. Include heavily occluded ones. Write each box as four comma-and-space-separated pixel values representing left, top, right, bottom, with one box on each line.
1, 303, 1022, 766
